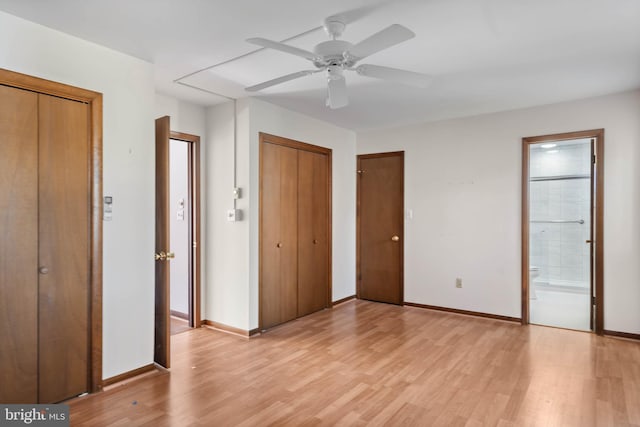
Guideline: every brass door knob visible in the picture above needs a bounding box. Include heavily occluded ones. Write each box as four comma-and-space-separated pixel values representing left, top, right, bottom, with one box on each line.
276, 242, 282, 248
313, 239, 318, 244
166, 252, 175, 259
391, 235, 400, 242
155, 251, 167, 261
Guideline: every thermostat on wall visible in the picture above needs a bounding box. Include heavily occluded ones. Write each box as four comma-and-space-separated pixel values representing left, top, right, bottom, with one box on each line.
104, 196, 113, 221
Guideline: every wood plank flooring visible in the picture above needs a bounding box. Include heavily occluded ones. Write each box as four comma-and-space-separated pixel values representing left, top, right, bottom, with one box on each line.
170, 316, 191, 336
68, 300, 640, 426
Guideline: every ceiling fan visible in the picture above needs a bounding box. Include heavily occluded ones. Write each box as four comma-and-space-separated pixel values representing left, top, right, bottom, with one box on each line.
244, 16, 431, 109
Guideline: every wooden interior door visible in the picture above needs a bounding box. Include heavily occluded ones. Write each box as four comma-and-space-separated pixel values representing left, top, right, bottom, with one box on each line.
155, 116, 171, 368
260, 142, 299, 329
297, 150, 329, 317
357, 152, 404, 305
38, 94, 90, 402
0, 85, 39, 404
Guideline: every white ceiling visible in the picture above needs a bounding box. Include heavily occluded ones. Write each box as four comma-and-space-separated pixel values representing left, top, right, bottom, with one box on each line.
2, 0, 639, 131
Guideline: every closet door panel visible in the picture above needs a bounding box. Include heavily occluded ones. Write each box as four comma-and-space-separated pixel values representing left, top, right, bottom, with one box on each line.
261, 142, 298, 329
279, 145, 299, 324
297, 150, 329, 317
38, 94, 89, 403
0, 86, 39, 403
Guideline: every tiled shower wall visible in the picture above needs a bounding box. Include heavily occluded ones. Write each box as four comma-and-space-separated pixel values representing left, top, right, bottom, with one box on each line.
529, 140, 591, 289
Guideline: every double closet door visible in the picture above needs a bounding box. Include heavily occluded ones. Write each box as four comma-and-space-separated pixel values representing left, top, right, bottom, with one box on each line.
260, 134, 331, 330
0, 85, 90, 403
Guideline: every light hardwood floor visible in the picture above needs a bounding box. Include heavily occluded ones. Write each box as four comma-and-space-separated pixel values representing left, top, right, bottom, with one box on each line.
69, 300, 640, 426
170, 316, 191, 336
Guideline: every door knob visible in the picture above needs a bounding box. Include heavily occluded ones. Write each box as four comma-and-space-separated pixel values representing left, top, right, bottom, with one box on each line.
155, 251, 167, 261
276, 242, 282, 248
391, 235, 400, 242
39, 266, 49, 275
586, 240, 593, 244
166, 252, 175, 259
313, 239, 318, 244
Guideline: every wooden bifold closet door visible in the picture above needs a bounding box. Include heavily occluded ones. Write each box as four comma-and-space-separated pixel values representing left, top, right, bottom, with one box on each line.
260, 134, 331, 330
261, 142, 299, 328
297, 149, 329, 317
0, 85, 90, 403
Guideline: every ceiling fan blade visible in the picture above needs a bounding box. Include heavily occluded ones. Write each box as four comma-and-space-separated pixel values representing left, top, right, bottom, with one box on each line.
246, 37, 317, 61
355, 64, 431, 88
327, 76, 348, 109
245, 70, 316, 92
327, 0, 389, 25
348, 24, 415, 60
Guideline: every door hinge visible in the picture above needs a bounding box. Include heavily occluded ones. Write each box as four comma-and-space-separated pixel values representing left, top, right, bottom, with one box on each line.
592, 296, 596, 305
592, 154, 596, 164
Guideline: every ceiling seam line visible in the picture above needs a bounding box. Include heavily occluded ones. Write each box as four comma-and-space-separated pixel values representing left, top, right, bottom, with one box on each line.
175, 81, 235, 100
173, 25, 324, 84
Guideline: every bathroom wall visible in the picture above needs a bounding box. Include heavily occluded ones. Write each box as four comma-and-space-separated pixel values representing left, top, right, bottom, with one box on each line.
529, 140, 591, 289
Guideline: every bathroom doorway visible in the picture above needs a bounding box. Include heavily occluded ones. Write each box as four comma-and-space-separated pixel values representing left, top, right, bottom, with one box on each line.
522, 129, 604, 333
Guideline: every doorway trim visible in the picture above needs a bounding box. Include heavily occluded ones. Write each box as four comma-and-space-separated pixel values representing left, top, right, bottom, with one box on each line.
170, 130, 202, 328
0, 68, 103, 391
521, 129, 604, 334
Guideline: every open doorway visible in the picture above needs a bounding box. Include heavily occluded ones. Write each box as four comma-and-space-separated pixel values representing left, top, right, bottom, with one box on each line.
154, 116, 201, 368
168, 131, 201, 335
169, 137, 193, 335
522, 129, 604, 333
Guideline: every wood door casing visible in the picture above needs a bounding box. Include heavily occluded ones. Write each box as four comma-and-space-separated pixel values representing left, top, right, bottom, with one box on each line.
297, 150, 329, 317
0, 85, 39, 403
38, 94, 90, 403
260, 142, 299, 329
357, 152, 404, 305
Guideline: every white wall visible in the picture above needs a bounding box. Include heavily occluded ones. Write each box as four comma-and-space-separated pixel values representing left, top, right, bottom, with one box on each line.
357, 90, 640, 335
155, 93, 206, 138
205, 98, 357, 331
0, 11, 156, 378
169, 140, 190, 315
204, 100, 252, 330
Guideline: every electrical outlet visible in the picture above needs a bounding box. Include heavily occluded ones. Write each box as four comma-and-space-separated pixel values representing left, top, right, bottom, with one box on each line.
456, 278, 462, 288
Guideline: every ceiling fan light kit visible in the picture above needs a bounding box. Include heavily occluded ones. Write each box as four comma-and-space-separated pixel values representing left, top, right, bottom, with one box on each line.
245, 17, 431, 109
